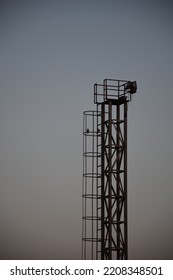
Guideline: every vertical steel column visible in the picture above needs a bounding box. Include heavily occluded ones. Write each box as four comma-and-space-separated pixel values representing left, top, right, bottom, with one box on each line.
108, 100, 112, 259
116, 104, 120, 259
100, 100, 126, 260
124, 102, 128, 259
96, 105, 99, 260
101, 103, 105, 260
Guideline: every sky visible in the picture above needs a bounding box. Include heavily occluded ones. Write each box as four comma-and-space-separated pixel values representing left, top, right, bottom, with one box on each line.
0, 0, 173, 259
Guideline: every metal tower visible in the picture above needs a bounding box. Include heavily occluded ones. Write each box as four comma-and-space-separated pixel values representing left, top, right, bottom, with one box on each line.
82, 79, 137, 260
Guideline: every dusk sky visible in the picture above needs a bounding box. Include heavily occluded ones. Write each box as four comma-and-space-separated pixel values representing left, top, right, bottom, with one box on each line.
0, 0, 173, 259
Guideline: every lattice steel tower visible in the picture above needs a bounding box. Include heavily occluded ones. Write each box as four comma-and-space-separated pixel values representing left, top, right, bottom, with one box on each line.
82, 79, 137, 260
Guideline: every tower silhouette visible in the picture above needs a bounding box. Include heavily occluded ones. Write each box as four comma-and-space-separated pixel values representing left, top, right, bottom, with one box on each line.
82, 79, 137, 259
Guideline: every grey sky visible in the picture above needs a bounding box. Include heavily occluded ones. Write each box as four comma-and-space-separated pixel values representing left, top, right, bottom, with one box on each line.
0, 0, 173, 259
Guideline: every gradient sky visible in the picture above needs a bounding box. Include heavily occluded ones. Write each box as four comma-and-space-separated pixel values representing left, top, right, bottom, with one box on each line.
0, 0, 173, 259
